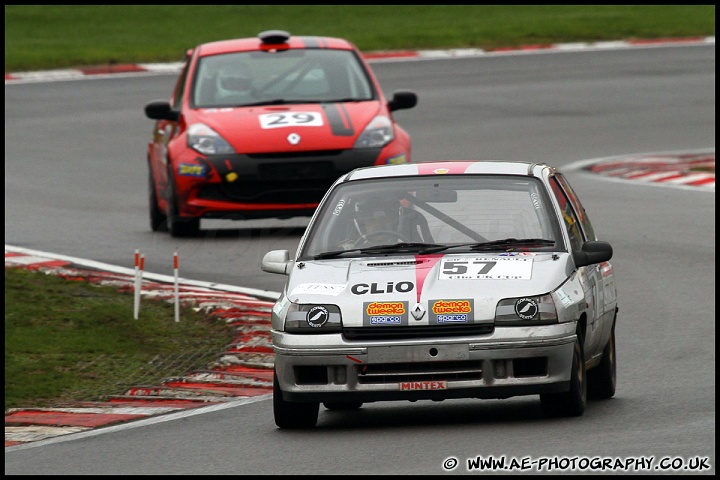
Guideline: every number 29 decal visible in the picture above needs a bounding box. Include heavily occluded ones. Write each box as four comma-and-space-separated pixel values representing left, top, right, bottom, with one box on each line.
259, 112, 324, 129
439, 257, 533, 280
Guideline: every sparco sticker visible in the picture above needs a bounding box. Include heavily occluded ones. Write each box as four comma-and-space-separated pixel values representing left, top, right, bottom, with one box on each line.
439, 257, 533, 280
363, 301, 408, 326
259, 112, 324, 129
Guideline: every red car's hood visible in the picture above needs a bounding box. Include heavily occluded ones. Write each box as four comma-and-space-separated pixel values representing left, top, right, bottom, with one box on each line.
189, 101, 383, 153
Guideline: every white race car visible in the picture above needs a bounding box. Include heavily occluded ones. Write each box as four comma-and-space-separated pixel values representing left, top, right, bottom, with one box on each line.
262, 160, 618, 428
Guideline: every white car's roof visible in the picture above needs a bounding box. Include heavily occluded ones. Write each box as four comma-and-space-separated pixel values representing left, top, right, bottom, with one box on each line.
345, 160, 554, 181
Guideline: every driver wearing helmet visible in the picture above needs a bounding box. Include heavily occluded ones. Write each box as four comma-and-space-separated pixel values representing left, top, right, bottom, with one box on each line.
347, 196, 402, 247
215, 62, 254, 102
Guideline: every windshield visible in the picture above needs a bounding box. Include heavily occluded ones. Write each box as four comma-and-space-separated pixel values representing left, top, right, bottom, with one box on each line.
299, 175, 566, 260
192, 49, 375, 108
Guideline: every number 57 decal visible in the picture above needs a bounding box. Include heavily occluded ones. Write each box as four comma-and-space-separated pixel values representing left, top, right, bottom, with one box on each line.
439, 257, 533, 280
259, 112, 324, 129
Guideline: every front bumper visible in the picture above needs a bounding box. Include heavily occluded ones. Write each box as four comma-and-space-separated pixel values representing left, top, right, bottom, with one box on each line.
179, 148, 386, 219
273, 323, 577, 403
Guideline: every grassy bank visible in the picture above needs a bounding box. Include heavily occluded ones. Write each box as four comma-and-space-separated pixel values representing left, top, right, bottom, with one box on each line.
4, 267, 236, 410
5, 5, 714, 72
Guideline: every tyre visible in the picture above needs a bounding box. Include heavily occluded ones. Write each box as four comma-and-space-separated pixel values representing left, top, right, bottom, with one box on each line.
588, 322, 616, 400
273, 369, 319, 429
323, 402, 363, 411
148, 168, 167, 232
167, 173, 200, 238
541, 335, 586, 417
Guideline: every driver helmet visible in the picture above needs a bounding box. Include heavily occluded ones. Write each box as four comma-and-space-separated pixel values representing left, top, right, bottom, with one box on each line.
216, 63, 253, 95
353, 196, 400, 235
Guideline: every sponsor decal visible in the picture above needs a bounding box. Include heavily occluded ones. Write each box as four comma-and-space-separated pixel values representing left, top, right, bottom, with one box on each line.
178, 164, 206, 177
386, 154, 408, 165
429, 299, 473, 324
332, 199, 345, 216
433, 168, 450, 174
259, 112, 323, 129
363, 301, 408, 326
351, 281, 414, 295
399, 381, 448, 391
290, 283, 346, 296
306, 305, 330, 327
514, 297, 539, 320
439, 257, 533, 280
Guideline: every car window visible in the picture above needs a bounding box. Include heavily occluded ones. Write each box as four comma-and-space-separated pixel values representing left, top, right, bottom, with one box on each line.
191, 49, 375, 108
555, 173, 597, 241
549, 177, 584, 251
172, 55, 192, 110
299, 175, 566, 258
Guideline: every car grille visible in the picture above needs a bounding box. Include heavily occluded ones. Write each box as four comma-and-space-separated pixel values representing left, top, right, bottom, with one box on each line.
357, 360, 484, 384
342, 324, 494, 341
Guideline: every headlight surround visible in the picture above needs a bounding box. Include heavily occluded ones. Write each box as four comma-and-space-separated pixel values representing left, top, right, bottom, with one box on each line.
187, 123, 235, 155
284, 303, 342, 333
354, 115, 394, 148
495, 294, 558, 326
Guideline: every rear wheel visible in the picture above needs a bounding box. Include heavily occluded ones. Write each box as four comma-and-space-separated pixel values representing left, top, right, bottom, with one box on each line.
148, 168, 167, 232
541, 336, 586, 417
588, 321, 617, 400
167, 173, 200, 238
273, 369, 319, 429
323, 402, 363, 411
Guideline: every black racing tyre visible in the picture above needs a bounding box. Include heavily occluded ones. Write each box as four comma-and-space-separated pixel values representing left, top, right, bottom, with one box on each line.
167, 172, 200, 238
540, 335, 587, 418
148, 168, 167, 232
273, 370, 319, 429
323, 402, 363, 411
588, 322, 617, 400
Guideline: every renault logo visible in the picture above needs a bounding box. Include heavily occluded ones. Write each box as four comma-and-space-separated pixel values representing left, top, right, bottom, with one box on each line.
287, 133, 301, 145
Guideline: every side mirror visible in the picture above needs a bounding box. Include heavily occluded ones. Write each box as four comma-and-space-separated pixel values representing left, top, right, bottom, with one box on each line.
573, 241, 613, 268
261, 250, 293, 275
144, 100, 179, 122
388, 91, 417, 112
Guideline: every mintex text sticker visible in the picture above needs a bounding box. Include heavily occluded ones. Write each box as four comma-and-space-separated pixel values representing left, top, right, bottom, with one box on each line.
439, 257, 533, 280
259, 112, 324, 129
363, 301, 408, 326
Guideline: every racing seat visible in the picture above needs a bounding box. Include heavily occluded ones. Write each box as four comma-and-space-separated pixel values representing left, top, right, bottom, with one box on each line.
399, 208, 434, 243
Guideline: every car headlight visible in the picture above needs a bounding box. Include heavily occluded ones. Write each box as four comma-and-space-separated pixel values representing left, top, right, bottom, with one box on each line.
284, 303, 342, 333
495, 294, 557, 326
354, 115, 394, 148
187, 123, 235, 155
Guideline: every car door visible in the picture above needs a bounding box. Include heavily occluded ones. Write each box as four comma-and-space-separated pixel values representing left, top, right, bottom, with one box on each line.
549, 174, 605, 357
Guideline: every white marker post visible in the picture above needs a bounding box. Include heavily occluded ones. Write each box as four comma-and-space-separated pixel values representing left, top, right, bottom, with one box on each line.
174, 251, 180, 323
133, 249, 140, 319
138, 254, 145, 318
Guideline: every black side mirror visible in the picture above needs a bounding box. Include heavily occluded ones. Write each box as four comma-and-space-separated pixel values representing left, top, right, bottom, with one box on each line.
388, 91, 417, 112
573, 240, 613, 268
144, 100, 179, 122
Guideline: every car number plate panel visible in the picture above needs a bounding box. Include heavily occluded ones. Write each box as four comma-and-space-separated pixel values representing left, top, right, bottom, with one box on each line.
368, 344, 469, 363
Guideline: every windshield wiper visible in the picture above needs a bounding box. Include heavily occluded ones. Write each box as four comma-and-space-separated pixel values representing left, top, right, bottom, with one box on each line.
313, 242, 444, 259
469, 238, 555, 251
420, 238, 556, 254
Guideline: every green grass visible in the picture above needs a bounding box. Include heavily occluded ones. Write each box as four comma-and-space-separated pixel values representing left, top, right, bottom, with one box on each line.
4, 267, 236, 410
4, 5, 714, 72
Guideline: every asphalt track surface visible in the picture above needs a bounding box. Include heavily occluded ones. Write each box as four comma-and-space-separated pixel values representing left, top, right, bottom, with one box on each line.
5, 38, 715, 474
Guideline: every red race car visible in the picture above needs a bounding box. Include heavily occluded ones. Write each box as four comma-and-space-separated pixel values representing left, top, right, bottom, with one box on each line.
144, 30, 417, 237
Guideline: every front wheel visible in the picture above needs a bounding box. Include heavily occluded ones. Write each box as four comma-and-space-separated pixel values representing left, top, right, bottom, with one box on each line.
273, 370, 319, 429
167, 173, 200, 238
148, 167, 167, 232
540, 336, 586, 417
588, 321, 616, 400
